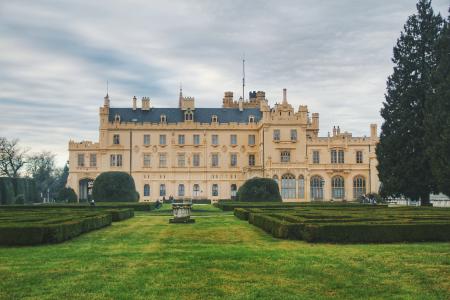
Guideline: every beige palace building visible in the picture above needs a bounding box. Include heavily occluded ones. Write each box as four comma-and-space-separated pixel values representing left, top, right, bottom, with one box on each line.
67, 88, 380, 202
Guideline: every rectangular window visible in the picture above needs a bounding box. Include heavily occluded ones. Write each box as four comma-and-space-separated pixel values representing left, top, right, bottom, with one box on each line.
159, 134, 166, 145
77, 154, 85, 167
212, 134, 219, 145
143, 154, 151, 167
248, 135, 255, 145
338, 150, 344, 164
159, 153, 167, 167
230, 153, 237, 167
331, 150, 337, 164
230, 134, 237, 145
281, 151, 290, 163
290, 129, 297, 141
160, 184, 166, 197
178, 135, 185, 145
178, 184, 185, 197
89, 154, 96, 167
116, 154, 122, 166
212, 184, 219, 196
356, 151, 363, 164
193, 154, 200, 167
143, 134, 150, 145
248, 154, 255, 166
193, 134, 200, 145
211, 153, 219, 167
273, 129, 280, 141
177, 153, 185, 167
113, 134, 120, 145
110, 154, 116, 167
313, 151, 320, 164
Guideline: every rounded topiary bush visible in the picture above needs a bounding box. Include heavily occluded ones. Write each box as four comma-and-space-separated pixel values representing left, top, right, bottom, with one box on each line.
92, 172, 138, 202
237, 177, 282, 202
57, 187, 78, 203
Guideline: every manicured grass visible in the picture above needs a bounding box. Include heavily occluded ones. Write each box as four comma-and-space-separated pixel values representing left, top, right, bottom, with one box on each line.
0, 208, 449, 299
148, 203, 233, 215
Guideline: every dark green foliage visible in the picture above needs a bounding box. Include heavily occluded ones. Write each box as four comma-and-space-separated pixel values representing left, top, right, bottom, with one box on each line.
238, 205, 450, 243
377, 0, 444, 204
236, 177, 281, 202
57, 187, 78, 203
425, 12, 450, 196
92, 172, 138, 202
218, 201, 363, 211
0, 178, 15, 205
0, 202, 157, 211
104, 209, 134, 222
0, 177, 38, 204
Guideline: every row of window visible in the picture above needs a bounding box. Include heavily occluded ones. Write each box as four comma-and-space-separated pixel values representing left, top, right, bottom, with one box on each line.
144, 153, 257, 168
143, 183, 238, 197
273, 174, 366, 200
311, 150, 364, 164
273, 129, 297, 141
77, 150, 364, 167
113, 134, 257, 146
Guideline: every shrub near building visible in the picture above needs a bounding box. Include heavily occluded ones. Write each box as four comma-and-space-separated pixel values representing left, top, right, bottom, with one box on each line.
237, 177, 282, 202
92, 172, 139, 202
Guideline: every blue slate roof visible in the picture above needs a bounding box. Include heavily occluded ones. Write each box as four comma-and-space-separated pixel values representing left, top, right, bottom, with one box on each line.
108, 107, 262, 124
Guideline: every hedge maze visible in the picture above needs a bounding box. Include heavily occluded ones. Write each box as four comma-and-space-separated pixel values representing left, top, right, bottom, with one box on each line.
0, 207, 135, 246
233, 204, 450, 243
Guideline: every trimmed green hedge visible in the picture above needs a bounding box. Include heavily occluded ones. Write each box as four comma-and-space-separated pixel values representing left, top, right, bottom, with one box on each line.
92, 172, 139, 202
237, 178, 281, 202
237, 205, 450, 243
104, 209, 134, 221
0, 202, 157, 211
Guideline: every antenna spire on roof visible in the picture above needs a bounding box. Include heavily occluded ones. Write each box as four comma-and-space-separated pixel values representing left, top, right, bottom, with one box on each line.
106, 80, 109, 97
179, 82, 183, 108
242, 54, 245, 102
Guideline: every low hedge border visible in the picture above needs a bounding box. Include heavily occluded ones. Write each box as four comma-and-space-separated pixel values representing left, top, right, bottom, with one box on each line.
0, 212, 112, 246
0, 202, 156, 211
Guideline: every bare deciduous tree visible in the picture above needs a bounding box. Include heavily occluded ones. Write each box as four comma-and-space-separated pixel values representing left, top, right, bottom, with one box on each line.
0, 137, 28, 178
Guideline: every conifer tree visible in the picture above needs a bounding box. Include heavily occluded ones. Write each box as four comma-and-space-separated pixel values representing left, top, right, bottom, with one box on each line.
377, 0, 443, 204
425, 8, 450, 196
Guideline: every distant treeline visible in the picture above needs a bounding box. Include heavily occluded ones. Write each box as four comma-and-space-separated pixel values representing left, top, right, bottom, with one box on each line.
0, 177, 39, 204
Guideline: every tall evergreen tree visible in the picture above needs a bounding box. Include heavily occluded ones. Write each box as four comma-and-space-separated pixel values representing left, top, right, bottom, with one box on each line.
377, 0, 443, 205
425, 8, 450, 196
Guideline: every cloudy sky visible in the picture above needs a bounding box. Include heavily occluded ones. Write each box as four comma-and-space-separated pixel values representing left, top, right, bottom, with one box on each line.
0, 0, 448, 166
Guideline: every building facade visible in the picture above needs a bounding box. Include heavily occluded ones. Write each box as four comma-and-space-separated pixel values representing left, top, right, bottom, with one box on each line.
67, 88, 380, 202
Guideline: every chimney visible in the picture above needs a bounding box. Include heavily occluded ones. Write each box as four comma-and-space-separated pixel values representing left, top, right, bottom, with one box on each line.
282, 88, 287, 104
312, 113, 319, 129
333, 126, 336, 136
337, 126, 341, 135
132, 96, 137, 111
370, 124, 377, 138
142, 97, 150, 111
238, 97, 243, 111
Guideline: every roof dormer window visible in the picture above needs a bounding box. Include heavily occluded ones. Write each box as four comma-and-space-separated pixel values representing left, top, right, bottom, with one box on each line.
249, 115, 255, 123
211, 115, 218, 123
114, 114, 121, 122
185, 110, 193, 121
160, 114, 167, 123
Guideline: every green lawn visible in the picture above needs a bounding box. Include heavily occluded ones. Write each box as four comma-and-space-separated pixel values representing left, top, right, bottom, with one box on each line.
0, 208, 449, 299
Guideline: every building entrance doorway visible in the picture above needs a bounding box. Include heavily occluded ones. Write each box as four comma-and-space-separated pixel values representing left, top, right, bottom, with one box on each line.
79, 178, 94, 201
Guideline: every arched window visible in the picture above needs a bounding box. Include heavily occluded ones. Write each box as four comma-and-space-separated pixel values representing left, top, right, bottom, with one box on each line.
249, 115, 255, 123
353, 176, 366, 199
160, 114, 167, 123
211, 115, 218, 123
212, 184, 219, 196
114, 114, 121, 122
332, 176, 345, 199
159, 184, 166, 197
281, 174, 296, 199
144, 184, 150, 197
230, 184, 237, 199
193, 184, 200, 197
310, 176, 324, 201
298, 175, 305, 199
184, 111, 193, 121
178, 184, 185, 197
